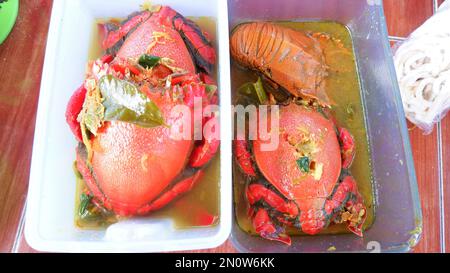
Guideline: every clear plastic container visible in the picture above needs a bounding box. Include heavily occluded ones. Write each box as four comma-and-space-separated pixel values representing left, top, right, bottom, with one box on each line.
228, 0, 423, 253
25, 0, 232, 253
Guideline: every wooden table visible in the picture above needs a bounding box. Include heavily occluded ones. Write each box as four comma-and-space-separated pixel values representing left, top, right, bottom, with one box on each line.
0, 0, 448, 253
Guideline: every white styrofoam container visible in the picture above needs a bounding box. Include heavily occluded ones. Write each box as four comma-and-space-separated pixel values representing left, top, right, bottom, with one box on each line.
25, 0, 232, 253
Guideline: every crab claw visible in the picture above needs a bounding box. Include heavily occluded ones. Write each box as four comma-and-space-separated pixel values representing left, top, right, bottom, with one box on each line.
169, 8, 216, 74
325, 175, 366, 237
253, 208, 291, 245
344, 177, 366, 237
66, 84, 87, 142
189, 114, 220, 168
234, 140, 257, 177
246, 183, 299, 218
346, 200, 366, 237
338, 127, 356, 169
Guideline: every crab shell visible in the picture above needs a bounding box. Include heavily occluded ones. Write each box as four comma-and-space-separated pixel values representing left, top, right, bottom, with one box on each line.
253, 104, 342, 232
253, 104, 342, 200
67, 6, 218, 216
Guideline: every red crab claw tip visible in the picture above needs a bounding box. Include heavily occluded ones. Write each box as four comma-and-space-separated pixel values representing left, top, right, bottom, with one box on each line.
188, 113, 220, 168
348, 225, 364, 237
66, 84, 87, 142
253, 209, 291, 245
189, 137, 220, 168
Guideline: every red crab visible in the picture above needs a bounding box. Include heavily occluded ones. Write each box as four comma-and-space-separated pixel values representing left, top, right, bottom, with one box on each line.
65, 6, 219, 217
231, 22, 366, 245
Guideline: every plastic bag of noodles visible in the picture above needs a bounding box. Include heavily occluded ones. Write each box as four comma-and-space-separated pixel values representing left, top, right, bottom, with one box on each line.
394, 0, 450, 134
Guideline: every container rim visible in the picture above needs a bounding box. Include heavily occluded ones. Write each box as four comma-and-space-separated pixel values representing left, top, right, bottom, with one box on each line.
25, 0, 233, 253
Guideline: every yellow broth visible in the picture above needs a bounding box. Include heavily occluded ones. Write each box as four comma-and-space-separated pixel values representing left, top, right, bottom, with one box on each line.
75, 16, 220, 229
232, 21, 375, 235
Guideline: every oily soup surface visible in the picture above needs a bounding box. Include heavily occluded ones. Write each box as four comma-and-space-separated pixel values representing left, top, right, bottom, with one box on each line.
232, 21, 375, 235
75, 16, 220, 229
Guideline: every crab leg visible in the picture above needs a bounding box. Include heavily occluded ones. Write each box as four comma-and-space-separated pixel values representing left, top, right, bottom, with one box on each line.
325, 175, 366, 237
252, 208, 292, 245
101, 11, 151, 52
346, 196, 366, 237
76, 146, 113, 212
189, 115, 220, 168
177, 79, 219, 168
234, 140, 257, 177
149, 6, 216, 75
246, 183, 299, 218
136, 170, 205, 215
338, 127, 356, 169
172, 14, 216, 74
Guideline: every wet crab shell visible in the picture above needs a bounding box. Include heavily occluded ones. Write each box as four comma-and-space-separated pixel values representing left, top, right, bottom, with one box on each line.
78, 90, 195, 216
253, 103, 342, 206
116, 9, 196, 74
68, 6, 218, 216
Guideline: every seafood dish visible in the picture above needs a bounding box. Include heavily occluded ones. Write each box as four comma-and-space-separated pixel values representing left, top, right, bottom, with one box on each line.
231, 22, 369, 245
65, 5, 220, 226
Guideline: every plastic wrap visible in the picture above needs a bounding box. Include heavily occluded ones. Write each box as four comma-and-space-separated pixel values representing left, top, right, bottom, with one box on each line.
394, 1, 450, 134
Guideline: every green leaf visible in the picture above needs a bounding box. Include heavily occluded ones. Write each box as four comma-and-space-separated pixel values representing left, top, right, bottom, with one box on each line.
205, 84, 217, 95
83, 87, 105, 136
253, 77, 268, 104
296, 156, 310, 173
138, 54, 161, 69
237, 77, 268, 105
79, 193, 93, 217
98, 75, 165, 128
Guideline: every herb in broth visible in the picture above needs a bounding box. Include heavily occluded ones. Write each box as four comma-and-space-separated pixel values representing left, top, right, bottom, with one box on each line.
75, 16, 220, 230
232, 21, 374, 236
138, 54, 162, 69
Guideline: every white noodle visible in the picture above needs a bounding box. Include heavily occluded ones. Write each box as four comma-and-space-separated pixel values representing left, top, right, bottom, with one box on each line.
394, 9, 450, 132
